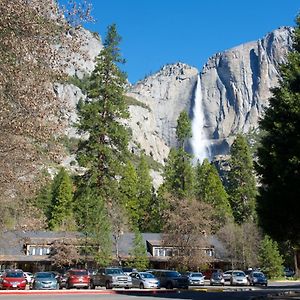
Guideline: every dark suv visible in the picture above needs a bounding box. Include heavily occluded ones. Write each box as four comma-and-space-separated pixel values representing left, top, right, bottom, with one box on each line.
150, 270, 188, 289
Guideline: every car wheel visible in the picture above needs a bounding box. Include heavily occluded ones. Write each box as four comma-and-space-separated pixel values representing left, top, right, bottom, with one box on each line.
105, 281, 112, 289
139, 283, 144, 289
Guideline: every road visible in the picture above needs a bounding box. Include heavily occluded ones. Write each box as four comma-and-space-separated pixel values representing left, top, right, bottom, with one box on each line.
0, 281, 299, 300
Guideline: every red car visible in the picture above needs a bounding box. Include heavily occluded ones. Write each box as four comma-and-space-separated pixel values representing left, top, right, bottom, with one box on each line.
65, 269, 90, 289
0, 270, 27, 290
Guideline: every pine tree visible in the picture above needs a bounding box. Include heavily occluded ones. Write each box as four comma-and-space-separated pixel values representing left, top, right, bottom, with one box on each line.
136, 154, 154, 231
256, 14, 300, 246
195, 159, 233, 230
119, 160, 139, 228
74, 24, 130, 264
126, 230, 149, 270
76, 23, 130, 197
227, 134, 257, 224
259, 235, 284, 279
49, 168, 75, 231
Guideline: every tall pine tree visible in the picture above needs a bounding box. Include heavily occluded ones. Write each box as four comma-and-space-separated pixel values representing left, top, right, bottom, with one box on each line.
256, 14, 300, 246
227, 134, 257, 224
74, 24, 130, 260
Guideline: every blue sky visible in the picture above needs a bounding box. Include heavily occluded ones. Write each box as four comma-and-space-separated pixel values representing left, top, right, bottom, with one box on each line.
65, 1, 299, 83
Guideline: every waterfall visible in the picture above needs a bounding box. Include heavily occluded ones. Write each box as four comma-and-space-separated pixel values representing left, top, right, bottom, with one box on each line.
191, 75, 210, 164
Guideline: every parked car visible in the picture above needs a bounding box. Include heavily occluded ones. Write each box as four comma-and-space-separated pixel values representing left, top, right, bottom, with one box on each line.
65, 269, 90, 289
209, 271, 225, 286
31, 272, 59, 290
186, 272, 205, 286
223, 270, 233, 282
0, 270, 27, 290
284, 267, 295, 278
230, 270, 248, 286
90, 267, 132, 289
248, 271, 268, 286
23, 272, 34, 285
130, 271, 160, 289
150, 270, 189, 289
57, 273, 68, 289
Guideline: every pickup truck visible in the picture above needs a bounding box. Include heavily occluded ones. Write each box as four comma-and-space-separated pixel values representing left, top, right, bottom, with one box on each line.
90, 267, 132, 289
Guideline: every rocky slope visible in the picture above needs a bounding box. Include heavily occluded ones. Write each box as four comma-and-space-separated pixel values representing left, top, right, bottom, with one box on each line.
127, 27, 293, 163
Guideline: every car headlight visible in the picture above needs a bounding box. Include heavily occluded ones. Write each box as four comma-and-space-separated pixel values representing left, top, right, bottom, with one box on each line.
127, 277, 132, 282
253, 278, 258, 282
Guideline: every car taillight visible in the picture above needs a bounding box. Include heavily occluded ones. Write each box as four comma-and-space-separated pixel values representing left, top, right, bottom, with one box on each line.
3, 280, 9, 284
21, 280, 27, 284
70, 275, 76, 279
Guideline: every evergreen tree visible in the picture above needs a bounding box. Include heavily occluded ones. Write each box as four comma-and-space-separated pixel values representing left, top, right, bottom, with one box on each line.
176, 111, 192, 148
119, 160, 139, 228
126, 230, 149, 270
259, 235, 284, 279
163, 148, 195, 199
48, 168, 75, 231
74, 24, 130, 264
227, 134, 257, 224
136, 154, 154, 231
195, 159, 233, 229
256, 15, 300, 246
76, 23, 130, 197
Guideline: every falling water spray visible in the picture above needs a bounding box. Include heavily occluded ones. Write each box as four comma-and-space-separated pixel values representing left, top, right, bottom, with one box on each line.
191, 75, 210, 164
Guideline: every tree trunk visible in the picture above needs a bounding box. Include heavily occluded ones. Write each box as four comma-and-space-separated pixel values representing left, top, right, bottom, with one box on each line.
294, 248, 299, 277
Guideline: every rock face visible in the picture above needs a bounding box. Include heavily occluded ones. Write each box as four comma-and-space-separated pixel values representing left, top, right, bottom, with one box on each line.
127, 27, 293, 163
127, 63, 198, 163
200, 26, 294, 155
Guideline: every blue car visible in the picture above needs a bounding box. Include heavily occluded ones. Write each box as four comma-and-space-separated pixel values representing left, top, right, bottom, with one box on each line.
31, 272, 59, 290
248, 271, 268, 286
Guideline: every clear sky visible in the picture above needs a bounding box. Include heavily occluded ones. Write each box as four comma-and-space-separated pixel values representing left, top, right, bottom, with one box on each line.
68, 0, 299, 84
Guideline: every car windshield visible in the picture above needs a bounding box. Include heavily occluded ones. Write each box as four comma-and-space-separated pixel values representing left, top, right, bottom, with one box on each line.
140, 273, 155, 279
6, 272, 23, 278
106, 269, 123, 275
166, 271, 180, 277
253, 272, 264, 278
212, 272, 222, 278
191, 273, 203, 277
36, 272, 55, 278
233, 272, 245, 277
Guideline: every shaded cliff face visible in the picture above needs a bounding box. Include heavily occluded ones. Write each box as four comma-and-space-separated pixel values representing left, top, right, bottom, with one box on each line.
201, 26, 293, 155
127, 27, 293, 163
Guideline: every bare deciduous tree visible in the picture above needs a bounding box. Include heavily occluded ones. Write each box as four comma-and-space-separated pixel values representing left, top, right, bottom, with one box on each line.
162, 194, 214, 271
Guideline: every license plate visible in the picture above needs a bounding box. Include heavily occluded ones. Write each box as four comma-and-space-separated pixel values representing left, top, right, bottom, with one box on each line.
12, 284, 17, 288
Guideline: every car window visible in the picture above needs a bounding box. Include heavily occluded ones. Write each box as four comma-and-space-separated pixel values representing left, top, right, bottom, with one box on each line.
140, 273, 155, 279
191, 273, 203, 277
5, 272, 24, 278
106, 268, 123, 275
233, 271, 245, 277
166, 271, 180, 277
71, 271, 88, 276
36, 272, 55, 278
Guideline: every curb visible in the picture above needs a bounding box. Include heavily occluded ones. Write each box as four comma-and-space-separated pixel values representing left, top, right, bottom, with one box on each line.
0, 289, 178, 296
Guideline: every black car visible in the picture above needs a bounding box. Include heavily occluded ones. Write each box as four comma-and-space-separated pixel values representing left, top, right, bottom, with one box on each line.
150, 270, 188, 289
248, 271, 268, 286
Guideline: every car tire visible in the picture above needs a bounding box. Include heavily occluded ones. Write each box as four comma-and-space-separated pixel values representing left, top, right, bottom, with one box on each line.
105, 281, 112, 289
139, 283, 144, 289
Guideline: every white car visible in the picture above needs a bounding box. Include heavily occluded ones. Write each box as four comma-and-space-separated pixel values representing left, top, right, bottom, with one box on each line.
230, 270, 248, 286
23, 272, 34, 284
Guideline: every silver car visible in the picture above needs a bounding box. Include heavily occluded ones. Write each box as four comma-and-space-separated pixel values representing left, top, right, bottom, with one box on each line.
230, 270, 248, 286
130, 272, 160, 289
31, 272, 58, 290
186, 272, 205, 286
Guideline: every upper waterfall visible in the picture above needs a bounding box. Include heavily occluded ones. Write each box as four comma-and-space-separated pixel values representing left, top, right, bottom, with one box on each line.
191, 75, 210, 164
